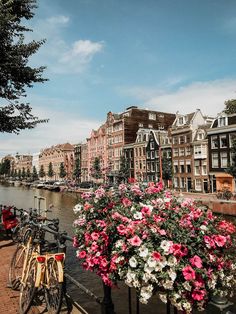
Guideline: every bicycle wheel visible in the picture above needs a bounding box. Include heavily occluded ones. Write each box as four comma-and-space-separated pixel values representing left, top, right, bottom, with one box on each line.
45, 258, 63, 314
11, 224, 20, 243
19, 258, 37, 314
8, 244, 25, 290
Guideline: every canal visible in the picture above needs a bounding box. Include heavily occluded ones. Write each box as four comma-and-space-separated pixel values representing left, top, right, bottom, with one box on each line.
0, 183, 169, 314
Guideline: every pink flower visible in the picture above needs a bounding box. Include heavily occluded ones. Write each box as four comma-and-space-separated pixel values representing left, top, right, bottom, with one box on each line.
152, 251, 161, 261
141, 206, 151, 216
218, 220, 236, 234
128, 235, 142, 247
77, 250, 87, 259
182, 265, 196, 281
189, 255, 203, 269
122, 197, 132, 207
91, 232, 100, 241
213, 235, 227, 247
204, 236, 215, 249
117, 224, 128, 235
191, 289, 206, 301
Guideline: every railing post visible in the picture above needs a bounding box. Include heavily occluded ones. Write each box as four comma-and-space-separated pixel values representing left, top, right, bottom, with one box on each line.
166, 300, 171, 314
101, 282, 115, 314
128, 287, 132, 314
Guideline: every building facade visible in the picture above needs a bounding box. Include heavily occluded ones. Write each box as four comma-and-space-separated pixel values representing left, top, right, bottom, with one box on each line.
207, 111, 236, 192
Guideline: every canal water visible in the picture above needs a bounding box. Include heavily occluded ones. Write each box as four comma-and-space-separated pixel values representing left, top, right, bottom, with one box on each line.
0, 183, 168, 314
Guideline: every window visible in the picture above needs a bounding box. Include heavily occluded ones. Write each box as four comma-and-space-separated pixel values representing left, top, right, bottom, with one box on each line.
218, 116, 227, 127
174, 165, 178, 173
185, 146, 191, 156
150, 151, 155, 159
179, 148, 185, 156
202, 163, 207, 175
197, 132, 204, 140
147, 151, 150, 159
211, 136, 218, 149
195, 161, 200, 175
220, 152, 228, 168
195, 179, 202, 191
173, 148, 179, 157
149, 113, 156, 120
174, 178, 179, 188
220, 135, 227, 148
194, 145, 201, 155
150, 142, 155, 150
173, 137, 178, 145
148, 124, 153, 128
180, 177, 185, 188
179, 136, 185, 144
229, 133, 236, 147
139, 123, 143, 127
178, 117, 184, 125
212, 153, 219, 168
186, 164, 191, 173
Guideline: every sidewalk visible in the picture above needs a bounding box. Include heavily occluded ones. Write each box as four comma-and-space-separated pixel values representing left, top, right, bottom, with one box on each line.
0, 236, 85, 314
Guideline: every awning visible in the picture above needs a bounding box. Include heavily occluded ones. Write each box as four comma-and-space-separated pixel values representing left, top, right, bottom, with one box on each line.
211, 172, 233, 178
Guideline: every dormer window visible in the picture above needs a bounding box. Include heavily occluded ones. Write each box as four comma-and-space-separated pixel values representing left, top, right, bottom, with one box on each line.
218, 116, 227, 127
178, 116, 185, 125
197, 132, 204, 140
149, 113, 156, 120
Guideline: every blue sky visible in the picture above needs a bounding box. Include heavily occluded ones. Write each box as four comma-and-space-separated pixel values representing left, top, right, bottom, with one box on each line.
1, 0, 236, 157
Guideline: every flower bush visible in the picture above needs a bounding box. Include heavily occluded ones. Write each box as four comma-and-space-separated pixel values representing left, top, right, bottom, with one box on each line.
73, 182, 236, 313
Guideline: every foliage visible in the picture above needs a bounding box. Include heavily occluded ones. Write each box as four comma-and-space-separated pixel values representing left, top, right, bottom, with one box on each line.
216, 189, 233, 201
73, 182, 236, 313
0, 158, 11, 175
32, 166, 38, 180
21, 167, 26, 178
59, 162, 67, 178
47, 162, 54, 178
73, 158, 81, 181
118, 155, 130, 183
39, 165, 45, 179
0, 0, 48, 133
90, 157, 102, 180
224, 99, 236, 115
26, 168, 31, 179
18, 169, 21, 178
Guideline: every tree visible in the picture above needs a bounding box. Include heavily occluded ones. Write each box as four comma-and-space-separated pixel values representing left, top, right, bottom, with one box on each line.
0, 158, 11, 176
224, 99, 236, 115
47, 162, 54, 178
39, 165, 45, 179
73, 158, 81, 182
226, 139, 236, 180
26, 168, 31, 179
118, 155, 129, 183
0, 0, 48, 134
59, 162, 67, 179
90, 157, 102, 180
22, 167, 26, 179
18, 169, 22, 179
32, 166, 38, 180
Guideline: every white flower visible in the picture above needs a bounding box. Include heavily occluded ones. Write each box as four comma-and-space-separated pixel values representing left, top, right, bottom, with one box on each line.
183, 281, 192, 291
160, 240, 172, 254
133, 211, 143, 220
73, 203, 83, 213
139, 202, 153, 211
163, 279, 174, 290
138, 245, 149, 258
147, 257, 157, 268
140, 285, 153, 302
167, 256, 177, 266
159, 293, 167, 303
115, 240, 124, 248
158, 256, 167, 269
144, 264, 155, 274
129, 256, 138, 268
200, 225, 208, 231
168, 270, 177, 281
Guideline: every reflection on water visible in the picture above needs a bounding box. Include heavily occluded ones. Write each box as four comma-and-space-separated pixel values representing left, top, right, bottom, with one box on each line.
0, 183, 172, 314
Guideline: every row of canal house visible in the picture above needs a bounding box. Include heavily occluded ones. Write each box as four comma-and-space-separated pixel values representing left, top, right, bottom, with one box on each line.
82, 106, 236, 193
3, 105, 236, 193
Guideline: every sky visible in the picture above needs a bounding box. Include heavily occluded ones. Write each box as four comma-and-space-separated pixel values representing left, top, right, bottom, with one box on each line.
1, 0, 236, 157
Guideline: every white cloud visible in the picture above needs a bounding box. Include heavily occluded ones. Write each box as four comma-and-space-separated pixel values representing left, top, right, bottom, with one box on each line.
58, 40, 104, 73
0, 106, 101, 157
122, 79, 236, 116
46, 15, 69, 26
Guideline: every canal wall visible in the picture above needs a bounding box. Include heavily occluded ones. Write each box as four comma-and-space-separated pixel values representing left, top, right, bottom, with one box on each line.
201, 200, 236, 216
